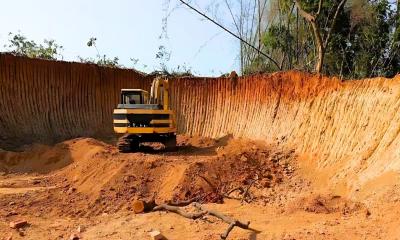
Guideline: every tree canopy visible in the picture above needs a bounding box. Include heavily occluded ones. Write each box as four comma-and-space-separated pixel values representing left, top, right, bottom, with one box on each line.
192, 0, 399, 78
4, 32, 63, 60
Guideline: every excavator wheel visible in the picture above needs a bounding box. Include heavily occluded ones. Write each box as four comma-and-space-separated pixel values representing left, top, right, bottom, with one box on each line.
164, 135, 177, 151
117, 134, 139, 153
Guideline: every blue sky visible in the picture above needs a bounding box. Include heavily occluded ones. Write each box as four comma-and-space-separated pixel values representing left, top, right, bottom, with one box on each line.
0, 0, 240, 76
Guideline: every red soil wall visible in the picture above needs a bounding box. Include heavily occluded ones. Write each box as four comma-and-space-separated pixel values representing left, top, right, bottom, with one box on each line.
0, 54, 151, 148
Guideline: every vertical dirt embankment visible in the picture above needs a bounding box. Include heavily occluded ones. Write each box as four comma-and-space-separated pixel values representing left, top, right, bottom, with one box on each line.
171, 72, 400, 199
0, 54, 151, 149
1, 54, 400, 199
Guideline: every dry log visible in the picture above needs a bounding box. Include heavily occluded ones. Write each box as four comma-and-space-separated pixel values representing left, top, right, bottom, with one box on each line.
223, 186, 244, 200
9, 220, 28, 229
223, 195, 242, 201
150, 201, 251, 239
193, 203, 250, 239
149, 230, 165, 240
153, 204, 207, 220
226, 186, 244, 196
132, 199, 157, 213
132, 200, 145, 213
165, 195, 203, 207
221, 222, 236, 240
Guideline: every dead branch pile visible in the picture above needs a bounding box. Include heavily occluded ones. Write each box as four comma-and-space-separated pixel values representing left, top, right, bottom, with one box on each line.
135, 199, 252, 240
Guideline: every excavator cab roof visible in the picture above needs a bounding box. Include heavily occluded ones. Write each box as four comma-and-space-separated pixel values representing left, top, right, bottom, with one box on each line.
121, 89, 148, 93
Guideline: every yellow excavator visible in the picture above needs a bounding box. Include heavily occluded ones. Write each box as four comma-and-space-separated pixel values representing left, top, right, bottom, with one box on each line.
113, 77, 177, 152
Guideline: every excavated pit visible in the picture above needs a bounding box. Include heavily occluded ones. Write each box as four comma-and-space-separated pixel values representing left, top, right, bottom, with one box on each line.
1, 54, 400, 239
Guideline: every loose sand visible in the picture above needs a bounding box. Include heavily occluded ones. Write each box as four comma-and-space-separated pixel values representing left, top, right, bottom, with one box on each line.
0, 136, 399, 239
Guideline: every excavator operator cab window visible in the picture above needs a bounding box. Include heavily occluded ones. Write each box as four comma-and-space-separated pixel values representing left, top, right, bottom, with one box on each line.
121, 91, 143, 105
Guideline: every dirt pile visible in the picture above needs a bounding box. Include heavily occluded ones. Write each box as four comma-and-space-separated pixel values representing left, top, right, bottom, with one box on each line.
1, 136, 399, 239
177, 135, 218, 148
0, 143, 72, 174
288, 194, 369, 215
0, 136, 298, 217
172, 139, 296, 203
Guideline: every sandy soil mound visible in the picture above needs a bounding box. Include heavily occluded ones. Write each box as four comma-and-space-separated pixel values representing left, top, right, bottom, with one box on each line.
1, 136, 399, 239
172, 139, 295, 203
0, 136, 298, 217
0, 143, 72, 174
288, 194, 369, 215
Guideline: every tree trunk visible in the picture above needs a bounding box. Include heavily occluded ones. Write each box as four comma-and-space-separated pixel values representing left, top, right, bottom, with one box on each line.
315, 46, 324, 73
294, 0, 325, 73
311, 21, 325, 73
257, 0, 262, 54
294, 0, 346, 74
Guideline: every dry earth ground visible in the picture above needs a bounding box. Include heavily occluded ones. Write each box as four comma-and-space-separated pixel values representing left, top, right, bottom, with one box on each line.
0, 136, 399, 239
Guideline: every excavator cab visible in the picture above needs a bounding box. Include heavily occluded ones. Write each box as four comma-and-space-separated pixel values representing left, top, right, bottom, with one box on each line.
113, 77, 177, 152
120, 89, 148, 105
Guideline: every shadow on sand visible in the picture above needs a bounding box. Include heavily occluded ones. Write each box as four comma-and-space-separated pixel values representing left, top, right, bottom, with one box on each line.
138, 134, 234, 156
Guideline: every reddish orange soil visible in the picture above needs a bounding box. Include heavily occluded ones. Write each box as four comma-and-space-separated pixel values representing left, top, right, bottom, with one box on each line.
2, 56, 400, 239
1, 136, 399, 239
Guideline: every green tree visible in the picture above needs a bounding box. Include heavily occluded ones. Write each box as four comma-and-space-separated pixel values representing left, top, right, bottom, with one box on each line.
256, 0, 398, 77
193, 0, 398, 77
324, 0, 399, 78
4, 32, 63, 60
78, 37, 121, 68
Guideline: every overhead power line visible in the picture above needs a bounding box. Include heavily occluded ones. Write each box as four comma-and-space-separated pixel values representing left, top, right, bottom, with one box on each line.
178, 0, 281, 70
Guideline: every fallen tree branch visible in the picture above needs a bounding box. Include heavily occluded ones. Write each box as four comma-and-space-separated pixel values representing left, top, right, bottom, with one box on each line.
153, 204, 207, 220
149, 201, 252, 239
241, 175, 258, 204
226, 186, 244, 196
223, 195, 242, 201
166, 195, 203, 207
222, 186, 244, 200
193, 203, 250, 228
222, 222, 236, 240
193, 202, 250, 239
